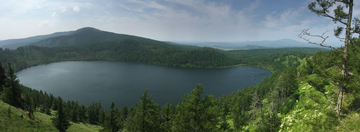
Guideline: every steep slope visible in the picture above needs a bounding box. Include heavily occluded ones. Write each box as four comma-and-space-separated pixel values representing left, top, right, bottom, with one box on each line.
0, 100, 102, 132
0, 100, 57, 131
236, 55, 360, 131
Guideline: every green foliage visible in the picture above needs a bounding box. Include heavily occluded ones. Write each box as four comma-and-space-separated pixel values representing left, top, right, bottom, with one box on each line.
172, 84, 220, 131
257, 111, 281, 132
102, 101, 120, 132
0, 61, 5, 93
231, 95, 251, 130
86, 101, 102, 124
0, 100, 60, 132
1, 63, 23, 109
126, 89, 160, 132
160, 103, 175, 131
51, 97, 71, 132
118, 105, 128, 129
0, 40, 236, 72
307, 74, 329, 93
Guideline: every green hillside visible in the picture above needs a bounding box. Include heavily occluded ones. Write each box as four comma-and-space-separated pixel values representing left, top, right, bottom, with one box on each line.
0, 100, 101, 132
0, 31, 74, 49
31, 27, 180, 49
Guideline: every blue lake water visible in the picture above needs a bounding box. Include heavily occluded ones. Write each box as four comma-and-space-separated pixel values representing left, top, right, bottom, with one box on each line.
17, 61, 271, 108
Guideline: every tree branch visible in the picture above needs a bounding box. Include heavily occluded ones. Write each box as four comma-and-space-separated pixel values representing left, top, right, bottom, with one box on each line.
321, 13, 347, 25
298, 29, 345, 53
321, 92, 336, 105
335, 36, 345, 42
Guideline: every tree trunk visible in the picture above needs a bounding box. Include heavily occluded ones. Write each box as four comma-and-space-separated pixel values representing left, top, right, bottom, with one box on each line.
336, 0, 353, 116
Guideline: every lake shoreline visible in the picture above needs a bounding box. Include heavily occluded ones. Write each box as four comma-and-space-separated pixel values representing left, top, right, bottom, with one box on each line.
17, 61, 272, 108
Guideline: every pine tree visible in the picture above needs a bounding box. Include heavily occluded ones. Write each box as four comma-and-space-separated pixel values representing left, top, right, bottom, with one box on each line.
99, 108, 105, 124
172, 84, 220, 131
102, 101, 119, 132
1, 63, 23, 108
283, 66, 298, 97
219, 103, 230, 131
24, 93, 34, 118
0, 61, 6, 93
51, 97, 71, 132
45, 107, 51, 115
160, 103, 175, 131
78, 104, 87, 123
231, 95, 250, 131
119, 106, 128, 129
126, 89, 160, 132
71, 106, 78, 122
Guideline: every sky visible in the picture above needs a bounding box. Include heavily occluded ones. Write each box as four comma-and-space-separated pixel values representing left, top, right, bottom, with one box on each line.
1, 0, 360, 44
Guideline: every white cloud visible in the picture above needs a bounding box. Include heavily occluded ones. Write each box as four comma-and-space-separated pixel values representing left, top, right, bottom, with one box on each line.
73, 6, 80, 12
52, 12, 57, 18
60, 6, 67, 13
243, 0, 260, 12
0, 0, 353, 42
263, 9, 301, 28
37, 21, 49, 27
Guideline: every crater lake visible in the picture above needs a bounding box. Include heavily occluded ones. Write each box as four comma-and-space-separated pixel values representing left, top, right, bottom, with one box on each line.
16, 61, 271, 108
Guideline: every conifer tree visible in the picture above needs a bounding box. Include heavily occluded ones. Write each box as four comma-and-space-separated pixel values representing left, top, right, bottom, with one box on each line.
126, 89, 160, 132
78, 104, 87, 122
0, 61, 6, 93
283, 66, 298, 97
51, 97, 71, 132
102, 101, 119, 132
172, 84, 220, 131
71, 106, 78, 122
160, 103, 175, 131
99, 108, 105, 124
231, 95, 250, 130
119, 106, 128, 129
1, 63, 22, 108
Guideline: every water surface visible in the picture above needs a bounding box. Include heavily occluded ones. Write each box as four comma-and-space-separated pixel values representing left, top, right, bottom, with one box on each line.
17, 61, 271, 108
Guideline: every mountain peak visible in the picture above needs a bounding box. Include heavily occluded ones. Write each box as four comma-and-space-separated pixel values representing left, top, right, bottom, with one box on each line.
75, 27, 101, 33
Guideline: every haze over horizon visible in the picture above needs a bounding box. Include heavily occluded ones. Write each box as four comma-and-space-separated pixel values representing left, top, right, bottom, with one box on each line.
1, 0, 359, 44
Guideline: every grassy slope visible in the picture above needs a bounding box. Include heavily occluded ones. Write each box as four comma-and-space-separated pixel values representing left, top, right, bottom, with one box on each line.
0, 100, 102, 132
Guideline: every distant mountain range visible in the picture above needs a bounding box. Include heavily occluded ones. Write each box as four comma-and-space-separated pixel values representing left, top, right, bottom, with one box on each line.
0, 27, 342, 50
173, 39, 343, 49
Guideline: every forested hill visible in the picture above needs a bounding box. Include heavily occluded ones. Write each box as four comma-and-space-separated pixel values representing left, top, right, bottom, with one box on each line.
0, 40, 236, 71
31, 27, 182, 48
0, 31, 74, 49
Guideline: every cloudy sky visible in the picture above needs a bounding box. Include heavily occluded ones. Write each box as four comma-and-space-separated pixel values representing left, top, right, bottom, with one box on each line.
1, 0, 359, 43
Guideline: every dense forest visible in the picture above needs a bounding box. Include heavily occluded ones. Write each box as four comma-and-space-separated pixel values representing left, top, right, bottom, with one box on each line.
0, 40, 236, 71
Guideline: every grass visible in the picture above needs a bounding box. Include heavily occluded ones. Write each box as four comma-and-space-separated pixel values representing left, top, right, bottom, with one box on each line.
0, 100, 57, 132
0, 100, 102, 132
